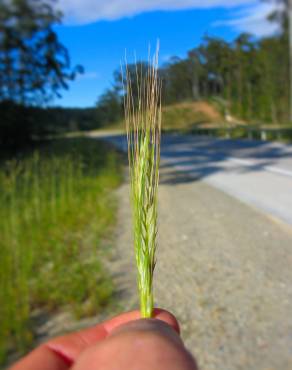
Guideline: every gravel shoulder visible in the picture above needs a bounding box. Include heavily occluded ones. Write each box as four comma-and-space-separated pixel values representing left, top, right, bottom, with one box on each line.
112, 163, 292, 370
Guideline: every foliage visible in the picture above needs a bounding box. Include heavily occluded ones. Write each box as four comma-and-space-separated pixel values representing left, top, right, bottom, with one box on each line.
158, 31, 290, 123
0, 0, 83, 105
95, 63, 151, 126
98, 2, 291, 125
96, 88, 123, 125
0, 0, 85, 149
0, 138, 123, 363
124, 52, 162, 318
160, 56, 200, 103
0, 101, 99, 148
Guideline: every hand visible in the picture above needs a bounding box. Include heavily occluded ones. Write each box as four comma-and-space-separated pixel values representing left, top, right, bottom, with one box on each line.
10, 308, 198, 370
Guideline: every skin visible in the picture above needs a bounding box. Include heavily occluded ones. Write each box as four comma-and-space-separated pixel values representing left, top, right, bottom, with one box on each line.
10, 309, 198, 370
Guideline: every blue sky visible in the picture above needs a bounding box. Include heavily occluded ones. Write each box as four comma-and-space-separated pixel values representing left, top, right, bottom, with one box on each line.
54, 0, 278, 108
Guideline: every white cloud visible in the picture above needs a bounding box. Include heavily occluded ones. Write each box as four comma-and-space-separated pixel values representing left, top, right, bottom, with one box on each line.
57, 0, 258, 24
221, 2, 280, 37
56, 0, 280, 37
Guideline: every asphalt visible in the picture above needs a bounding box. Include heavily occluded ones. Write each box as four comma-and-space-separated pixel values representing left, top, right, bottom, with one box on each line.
92, 131, 292, 226
160, 134, 292, 226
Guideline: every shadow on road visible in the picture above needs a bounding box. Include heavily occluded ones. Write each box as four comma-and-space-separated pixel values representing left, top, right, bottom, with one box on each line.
159, 135, 292, 185
91, 132, 292, 186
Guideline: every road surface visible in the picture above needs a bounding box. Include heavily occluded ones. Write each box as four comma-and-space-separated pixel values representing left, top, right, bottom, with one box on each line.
160, 134, 292, 226
90, 132, 292, 370
93, 132, 292, 226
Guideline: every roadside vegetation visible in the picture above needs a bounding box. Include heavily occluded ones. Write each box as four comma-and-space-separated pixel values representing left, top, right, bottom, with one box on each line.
0, 138, 124, 363
94, 2, 292, 130
96, 100, 222, 132
161, 101, 222, 130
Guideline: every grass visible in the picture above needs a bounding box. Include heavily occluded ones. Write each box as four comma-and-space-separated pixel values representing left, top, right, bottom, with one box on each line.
0, 138, 123, 363
123, 48, 162, 318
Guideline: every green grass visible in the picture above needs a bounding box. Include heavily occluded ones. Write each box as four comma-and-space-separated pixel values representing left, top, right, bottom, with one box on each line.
0, 138, 123, 363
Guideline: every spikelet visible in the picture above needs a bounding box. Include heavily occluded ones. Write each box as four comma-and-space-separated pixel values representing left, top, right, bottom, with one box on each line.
123, 44, 162, 318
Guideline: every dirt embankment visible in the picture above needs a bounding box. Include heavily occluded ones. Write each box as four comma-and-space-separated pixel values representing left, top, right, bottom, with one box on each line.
162, 101, 222, 130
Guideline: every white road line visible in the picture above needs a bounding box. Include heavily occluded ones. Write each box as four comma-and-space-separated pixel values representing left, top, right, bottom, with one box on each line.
227, 157, 292, 178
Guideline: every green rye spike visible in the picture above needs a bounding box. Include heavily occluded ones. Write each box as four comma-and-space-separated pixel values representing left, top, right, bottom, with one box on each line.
123, 44, 162, 318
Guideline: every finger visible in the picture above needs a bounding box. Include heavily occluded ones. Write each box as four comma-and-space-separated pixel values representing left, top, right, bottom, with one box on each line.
108, 318, 182, 344
104, 308, 180, 335
153, 308, 180, 334
72, 318, 195, 370
9, 324, 108, 370
9, 345, 70, 370
9, 308, 179, 370
45, 322, 108, 366
46, 308, 179, 365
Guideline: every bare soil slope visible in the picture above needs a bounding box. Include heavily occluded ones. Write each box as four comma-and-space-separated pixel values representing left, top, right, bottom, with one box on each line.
162, 101, 222, 130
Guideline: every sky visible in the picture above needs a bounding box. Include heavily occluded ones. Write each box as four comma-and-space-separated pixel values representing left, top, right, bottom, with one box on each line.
54, 0, 278, 108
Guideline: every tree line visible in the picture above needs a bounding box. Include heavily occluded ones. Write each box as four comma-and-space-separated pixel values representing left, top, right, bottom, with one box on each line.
0, 0, 88, 148
97, 0, 290, 125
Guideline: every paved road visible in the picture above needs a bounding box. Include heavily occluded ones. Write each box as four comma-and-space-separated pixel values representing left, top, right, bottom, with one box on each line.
88, 132, 292, 370
160, 134, 292, 226
93, 132, 292, 226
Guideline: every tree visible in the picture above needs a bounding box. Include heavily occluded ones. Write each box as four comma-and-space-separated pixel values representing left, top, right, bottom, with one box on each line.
96, 88, 123, 125
95, 7, 292, 126
114, 61, 151, 103
264, 0, 288, 31
187, 49, 204, 101
0, 0, 83, 105
160, 57, 195, 104
263, 0, 291, 121
197, 36, 233, 99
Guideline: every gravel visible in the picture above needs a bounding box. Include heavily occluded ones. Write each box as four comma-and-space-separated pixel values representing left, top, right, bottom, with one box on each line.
111, 163, 292, 370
